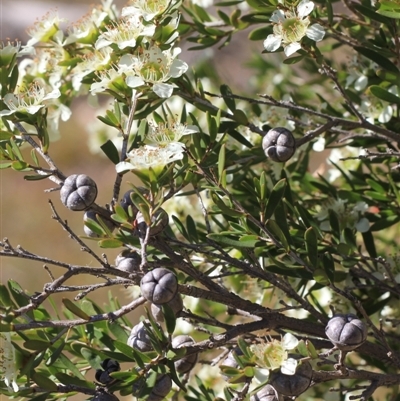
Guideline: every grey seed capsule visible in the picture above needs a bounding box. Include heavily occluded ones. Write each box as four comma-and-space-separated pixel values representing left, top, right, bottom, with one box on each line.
151, 292, 183, 323
140, 268, 178, 305
136, 209, 169, 237
262, 127, 296, 162
269, 360, 312, 396
250, 384, 280, 401
83, 211, 115, 238
115, 249, 141, 273
127, 320, 154, 352
172, 335, 198, 374
325, 314, 367, 351
60, 174, 97, 211
91, 392, 119, 401
147, 374, 172, 401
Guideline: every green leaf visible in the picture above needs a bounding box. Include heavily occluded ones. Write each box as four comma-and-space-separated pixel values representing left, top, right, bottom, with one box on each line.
265, 179, 287, 220
162, 304, 176, 335
265, 219, 290, 252
370, 215, 400, 231
0, 130, 13, 140
220, 84, 236, 112
11, 160, 30, 171
207, 233, 260, 248
98, 238, 124, 248
322, 252, 334, 283
304, 227, 318, 269
8, 279, 29, 307
283, 55, 304, 65
0, 284, 13, 307
376, 69, 400, 83
46, 341, 65, 366
377, 9, 400, 18
353, 3, 391, 23
62, 299, 90, 320
55, 372, 94, 388
107, 321, 129, 343
32, 372, 58, 391
101, 139, 120, 164
355, 46, 399, 72
80, 347, 102, 370
233, 109, 249, 125
23, 340, 49, 351
24, 174, 52, 181
0, 162, 12, 169
369, 85, 400, 105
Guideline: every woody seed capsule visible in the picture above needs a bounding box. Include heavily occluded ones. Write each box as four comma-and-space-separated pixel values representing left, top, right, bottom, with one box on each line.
147, 374, 172, 401
172, 335, 198, 374
262, 127, 296, 162
269, 360, 312, 396
325, 314, 367, 351
60, 174, 97, 211
140, 267, 178, 304
250, 384, 280, 401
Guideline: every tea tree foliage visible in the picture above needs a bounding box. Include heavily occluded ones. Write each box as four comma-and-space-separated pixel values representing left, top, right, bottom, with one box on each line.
1, 0, 400, 400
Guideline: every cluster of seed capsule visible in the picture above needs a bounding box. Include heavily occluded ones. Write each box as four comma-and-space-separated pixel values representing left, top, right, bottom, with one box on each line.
250, 313, 368, 400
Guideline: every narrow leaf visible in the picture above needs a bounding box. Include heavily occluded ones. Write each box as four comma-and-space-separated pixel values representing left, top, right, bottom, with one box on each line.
62, 298, 90, 320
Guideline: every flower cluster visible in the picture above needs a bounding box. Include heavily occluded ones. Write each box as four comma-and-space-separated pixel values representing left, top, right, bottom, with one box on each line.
264, 0, 325, 57
116, 120, 198, 172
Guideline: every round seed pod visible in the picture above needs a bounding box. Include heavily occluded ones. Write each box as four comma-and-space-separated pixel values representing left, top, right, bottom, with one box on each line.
147, 374, 172, 401
250, 384, 280, 401
136, 209, 169, 237
269, 360, 312, 397
83, 211, 115, 238
172, 335, 198, 374
127, 320, 154, 352
91, 392, 119, 401
262, 127, 296, 162
151, 292, 183, 323
140, 268, 178, 305
115, 250, 141, 273
101, 358, 120, 373
60, 174, 97, 211
325, 314, 367, 351
221, 348, 246, 383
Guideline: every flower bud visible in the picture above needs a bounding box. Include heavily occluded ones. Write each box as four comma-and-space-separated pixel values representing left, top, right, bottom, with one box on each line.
127, 320, 155, 352
250, 384, 280, 401
151, 292, 183, 323
262, 127, 296, 162
147, 374, 172, 401
172, 335, 198, 374
115, 250, 141, 273
136, 209, 169, 237
269, 360, 312, 396
325, 314, 367, 351
140, 268, 178, 304
60, 174, 97, 211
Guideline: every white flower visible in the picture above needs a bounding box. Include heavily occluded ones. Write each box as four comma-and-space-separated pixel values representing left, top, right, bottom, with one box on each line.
95, 16, 156, 50
264, 0, 325, 57
71, 48, 113, 92
146, 120, 198, 145
0, 332, 19, 392
121, 46, 188, 98
312, 136, 325, 152
26, 12, 66, 46
249, 333, 299, 375
0, 82, 61, 116
116, 119, 197, 172
122, 0, 171, 21
116, 143, 185, 172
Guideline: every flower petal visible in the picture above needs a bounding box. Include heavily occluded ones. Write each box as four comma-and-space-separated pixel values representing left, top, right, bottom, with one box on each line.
116, 161, 136, 173
306, 23, 325, 42
169, 58, 188, 78
282, 333, 299, 350
281, 358, 298, 375
270, 10, 285, 23
284, 42, 301, 57
264, 34, 282, 52
153, 82, 174, 98
297, 0, 314, 18
356, 217, 370, 233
